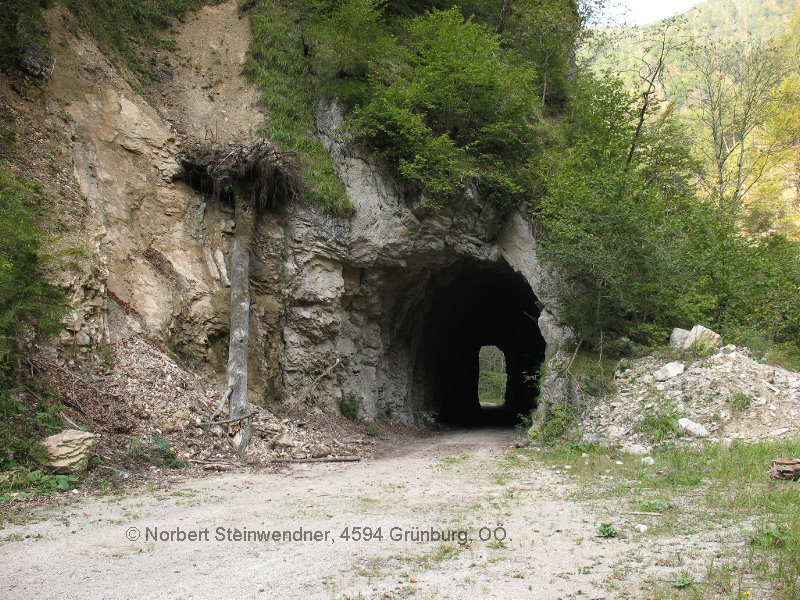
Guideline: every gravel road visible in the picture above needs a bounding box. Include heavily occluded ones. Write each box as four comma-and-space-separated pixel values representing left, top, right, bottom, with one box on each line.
1, 429, 673, 599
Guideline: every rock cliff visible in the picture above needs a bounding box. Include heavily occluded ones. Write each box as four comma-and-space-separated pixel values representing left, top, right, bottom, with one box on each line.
17, 2, 571, 427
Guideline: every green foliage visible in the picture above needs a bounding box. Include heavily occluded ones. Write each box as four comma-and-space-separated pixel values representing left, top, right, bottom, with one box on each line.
0, 468, 79, 499
729, 391, 752, 417
636, 398, 681, 444
596, 522, 617, 538
530, 402, 580, 444
0, 390, 52, 469
0, 168, 68, 378
243, 0, 581, 210
340, 391, 363, 420
533, 69, 800, 352
63, 0, 211, 84
353, 7, 541, 206
244, 1, 351, 213
533, 73, 707, 344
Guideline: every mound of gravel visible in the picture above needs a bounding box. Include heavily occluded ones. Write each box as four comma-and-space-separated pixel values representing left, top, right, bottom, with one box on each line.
580, 343, 800, 453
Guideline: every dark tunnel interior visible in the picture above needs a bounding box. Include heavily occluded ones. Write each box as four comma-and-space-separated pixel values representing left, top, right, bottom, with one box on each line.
414, 258, 547, 427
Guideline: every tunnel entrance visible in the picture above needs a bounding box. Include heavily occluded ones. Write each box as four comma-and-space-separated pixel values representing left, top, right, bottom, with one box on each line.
410, 258, 547, 427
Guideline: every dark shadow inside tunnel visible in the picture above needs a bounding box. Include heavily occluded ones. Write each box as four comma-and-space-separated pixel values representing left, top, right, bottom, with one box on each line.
412, 258, 547, 427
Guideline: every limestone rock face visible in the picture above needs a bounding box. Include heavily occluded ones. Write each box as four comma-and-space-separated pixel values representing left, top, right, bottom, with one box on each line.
50, 2, 571, 425
42, 430, 98, 474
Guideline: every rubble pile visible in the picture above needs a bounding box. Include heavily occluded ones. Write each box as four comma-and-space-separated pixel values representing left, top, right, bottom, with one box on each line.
580, 327, 800, 452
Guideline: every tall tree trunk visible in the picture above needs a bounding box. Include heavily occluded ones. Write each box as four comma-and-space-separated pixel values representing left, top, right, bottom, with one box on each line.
495, 0, 512, 34
227, 186, 254, 452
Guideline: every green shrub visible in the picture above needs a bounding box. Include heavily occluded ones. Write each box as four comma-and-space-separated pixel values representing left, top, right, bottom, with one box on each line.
636, 399, 681, 444
530, 402, 580, 444
352, 7, 541, 207
729, 391, 752, 417
0, 167, 67, 379
340, 391, 363, 420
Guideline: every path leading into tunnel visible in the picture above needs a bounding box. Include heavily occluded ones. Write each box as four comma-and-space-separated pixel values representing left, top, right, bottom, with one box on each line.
1, 430, 655, 599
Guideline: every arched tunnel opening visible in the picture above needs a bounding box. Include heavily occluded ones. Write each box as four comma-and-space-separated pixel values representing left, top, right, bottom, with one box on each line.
410, 258, 547, 427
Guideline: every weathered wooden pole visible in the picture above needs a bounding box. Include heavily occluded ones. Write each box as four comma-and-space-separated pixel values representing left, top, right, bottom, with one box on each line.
226, 186, 255, 452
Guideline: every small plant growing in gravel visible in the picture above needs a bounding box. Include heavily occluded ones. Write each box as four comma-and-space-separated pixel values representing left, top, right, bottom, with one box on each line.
636, 395, 681, 443
597, 523, 617, 538
340, 391, 362, 420
674, 573, 694, 589
729, 391, 752, 417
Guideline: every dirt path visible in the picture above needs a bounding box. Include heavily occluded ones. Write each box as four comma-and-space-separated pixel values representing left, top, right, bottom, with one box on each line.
0, 430, 699, 599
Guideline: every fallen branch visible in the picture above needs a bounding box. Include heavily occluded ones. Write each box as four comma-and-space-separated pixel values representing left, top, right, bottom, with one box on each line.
563, 339, 583, 375
628, 511, 664, 516
296, 358, 341, 403
275, 456, 361, 464
198, 411, 257, 427
770, 458, 800, 480
58, 411, 84, 431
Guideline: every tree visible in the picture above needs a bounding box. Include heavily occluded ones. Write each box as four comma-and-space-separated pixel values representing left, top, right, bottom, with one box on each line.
689, 38, 785, 211
625, 17, 685, 170
181, 143, 302, 453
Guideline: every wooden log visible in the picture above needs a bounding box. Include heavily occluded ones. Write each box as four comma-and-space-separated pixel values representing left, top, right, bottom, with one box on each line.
769, 458, 800, 480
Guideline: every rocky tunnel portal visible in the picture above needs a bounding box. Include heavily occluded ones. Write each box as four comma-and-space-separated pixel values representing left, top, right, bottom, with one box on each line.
405, 258, 547, 427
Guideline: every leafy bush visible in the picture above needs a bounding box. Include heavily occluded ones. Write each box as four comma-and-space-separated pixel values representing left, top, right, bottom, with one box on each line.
533, 71, 800, 353
529, 402, 580, 444
0, 468, 78, 497
0, 168, 67, 378
243, 1, 572, 210
353, 8, 541, 206
340, 391, 363, 420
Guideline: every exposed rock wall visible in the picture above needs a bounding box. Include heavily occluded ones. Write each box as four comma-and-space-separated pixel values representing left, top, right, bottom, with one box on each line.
37, 2, 572, 424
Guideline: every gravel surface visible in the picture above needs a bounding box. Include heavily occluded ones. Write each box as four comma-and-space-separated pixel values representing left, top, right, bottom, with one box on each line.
0, 429, 735, 600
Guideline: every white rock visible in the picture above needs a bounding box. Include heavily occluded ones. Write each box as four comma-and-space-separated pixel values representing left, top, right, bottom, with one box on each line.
653, 361, 685, 381
634, 524, 648, 533
687, 325, 722, 351
669, 328, 692, 349
42, 429, 98, 474
678, 418, 709, 438
670, 325, 722, 351
641, 456, 655, 466
627, 444, 649, 455
607, 425, 625, 439
770, 428, 791, 437
269, 432, 297, 448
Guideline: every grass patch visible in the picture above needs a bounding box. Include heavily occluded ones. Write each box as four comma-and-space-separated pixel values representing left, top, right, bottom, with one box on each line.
126, 436, 185, 469
635, 395, 682, 444
243, 1, 350, 214
528, 437, 800, 598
